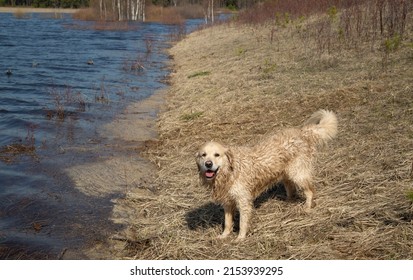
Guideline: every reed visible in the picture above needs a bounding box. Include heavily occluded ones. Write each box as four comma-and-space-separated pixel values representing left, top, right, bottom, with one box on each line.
13, 9, 30, 19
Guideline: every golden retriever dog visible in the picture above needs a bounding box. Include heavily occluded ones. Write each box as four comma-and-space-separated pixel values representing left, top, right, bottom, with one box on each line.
195, 110, 337, 241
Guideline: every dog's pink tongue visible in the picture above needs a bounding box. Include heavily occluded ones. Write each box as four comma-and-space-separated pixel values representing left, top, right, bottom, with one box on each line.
205, 171, 215, 178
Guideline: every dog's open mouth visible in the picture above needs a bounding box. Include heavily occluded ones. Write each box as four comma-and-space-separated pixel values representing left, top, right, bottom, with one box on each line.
204, 168, 218, 180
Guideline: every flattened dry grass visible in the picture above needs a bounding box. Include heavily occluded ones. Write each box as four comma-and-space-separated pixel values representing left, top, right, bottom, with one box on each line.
117, 14, 413, 259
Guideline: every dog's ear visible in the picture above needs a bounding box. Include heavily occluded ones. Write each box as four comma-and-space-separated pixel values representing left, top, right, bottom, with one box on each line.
225, 148, 234, 171
195, 151, 201, 171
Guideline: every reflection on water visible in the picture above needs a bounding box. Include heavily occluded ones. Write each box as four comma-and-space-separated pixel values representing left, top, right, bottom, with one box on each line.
0, 13, 203, 259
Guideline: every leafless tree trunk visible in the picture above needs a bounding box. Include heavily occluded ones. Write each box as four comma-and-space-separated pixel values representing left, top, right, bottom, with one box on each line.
103, 0, 107, 20
142, 0, 145, 21
99, 0, 103, 19
96, 0, 145, 21
211, 0, 214, 23
204, 0, 215, 24
112, 0, 116, 20
127, 0, 130, 20
117, 0, 122, 21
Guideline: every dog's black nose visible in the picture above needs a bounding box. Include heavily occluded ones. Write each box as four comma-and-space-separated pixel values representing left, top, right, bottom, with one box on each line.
205, 160, 213, 169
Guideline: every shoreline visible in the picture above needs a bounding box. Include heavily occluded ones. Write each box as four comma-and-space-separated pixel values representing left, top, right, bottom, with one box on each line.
64, 89, 166, 259
0, 10, 170, 259
0, 7, 78, 13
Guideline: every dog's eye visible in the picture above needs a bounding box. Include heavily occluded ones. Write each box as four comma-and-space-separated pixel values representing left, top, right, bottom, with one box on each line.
214, 153, 220, 157
201, 153, 207, 157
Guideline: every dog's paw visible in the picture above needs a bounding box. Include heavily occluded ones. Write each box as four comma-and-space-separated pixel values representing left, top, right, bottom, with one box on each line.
233, 236, 246, 243
217, 233, 231, 239
303, 200, 316, 211
303, 204, 316, 213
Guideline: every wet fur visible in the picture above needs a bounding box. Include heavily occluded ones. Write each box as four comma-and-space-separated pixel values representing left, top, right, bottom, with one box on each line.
195, 110, 338, 241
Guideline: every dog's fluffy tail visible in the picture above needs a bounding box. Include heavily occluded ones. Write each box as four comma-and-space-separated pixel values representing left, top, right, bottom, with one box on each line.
303, 109, 338, 146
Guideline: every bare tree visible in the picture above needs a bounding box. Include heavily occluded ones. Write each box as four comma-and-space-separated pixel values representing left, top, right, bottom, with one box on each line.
95, 0, 146, 21
99, 0, 107, 20
203, 0, 215, 24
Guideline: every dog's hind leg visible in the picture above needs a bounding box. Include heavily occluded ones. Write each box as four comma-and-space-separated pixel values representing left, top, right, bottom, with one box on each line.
301, 180, 316, 209
286, 164, 316, 209
289, 177, 315, 209
283, 179, 297, 201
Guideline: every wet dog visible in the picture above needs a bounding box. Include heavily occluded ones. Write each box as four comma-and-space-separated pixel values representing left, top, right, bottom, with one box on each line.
196, 110, 338, 240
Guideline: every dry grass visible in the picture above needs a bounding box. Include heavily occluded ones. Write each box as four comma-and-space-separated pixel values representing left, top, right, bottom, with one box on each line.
146, 5, 185, 25
12, 9, 30, 19
112, 7, 413, 259
0, 124, 37, 164
146, 4, 205, 24
72, 8, 102, 21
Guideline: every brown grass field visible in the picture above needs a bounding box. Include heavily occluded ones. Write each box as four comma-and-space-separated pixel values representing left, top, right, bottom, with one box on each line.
104, 3, 413, 260
10, 2, 408, 260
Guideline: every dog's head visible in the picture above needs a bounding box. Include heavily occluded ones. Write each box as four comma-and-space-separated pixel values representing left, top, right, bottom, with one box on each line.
195, 141, 232, 183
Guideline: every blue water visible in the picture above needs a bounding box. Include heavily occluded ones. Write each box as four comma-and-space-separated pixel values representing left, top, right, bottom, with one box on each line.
0, 13, 204, 259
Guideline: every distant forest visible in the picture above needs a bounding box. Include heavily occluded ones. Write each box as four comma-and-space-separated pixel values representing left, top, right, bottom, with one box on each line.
1, 0, 88, 8
0, 0, 247, 9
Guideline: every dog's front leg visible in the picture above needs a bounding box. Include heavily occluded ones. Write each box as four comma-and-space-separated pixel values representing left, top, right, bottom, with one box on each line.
235, 201, 253, 242
219, 204, 235, 239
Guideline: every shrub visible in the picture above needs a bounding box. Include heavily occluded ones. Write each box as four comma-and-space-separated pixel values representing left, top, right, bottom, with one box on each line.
13, 9, 30, 19
407, 191, 413, 202
46, 85, 87, 120
187, 71, 210, 79
181, 111, 203, 121
0, 124, 37, 163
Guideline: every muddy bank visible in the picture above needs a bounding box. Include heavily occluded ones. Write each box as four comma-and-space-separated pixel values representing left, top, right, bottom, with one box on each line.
62, 90, 165, 259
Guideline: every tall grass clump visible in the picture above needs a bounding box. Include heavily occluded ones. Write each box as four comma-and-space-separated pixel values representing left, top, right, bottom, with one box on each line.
146, 3, 205, 24
175, 4, 205, 19
46, 86, 87, 121
0, 124, 37, 163
237, 0, 412, 62
146, 5, 185, 24
336, 0, 410, 50
73, 8, 103, 21
13, 9, 30, 19
169, 23, 187, 42
237, 0, 343, 25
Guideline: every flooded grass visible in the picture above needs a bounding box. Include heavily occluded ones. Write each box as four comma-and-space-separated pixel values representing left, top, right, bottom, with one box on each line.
0, 124, 37, 164
44, 85, 88, 121
0, 143, 36, 163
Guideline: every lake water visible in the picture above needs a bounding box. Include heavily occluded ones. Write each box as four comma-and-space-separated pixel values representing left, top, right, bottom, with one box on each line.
0, 13, 204, 259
